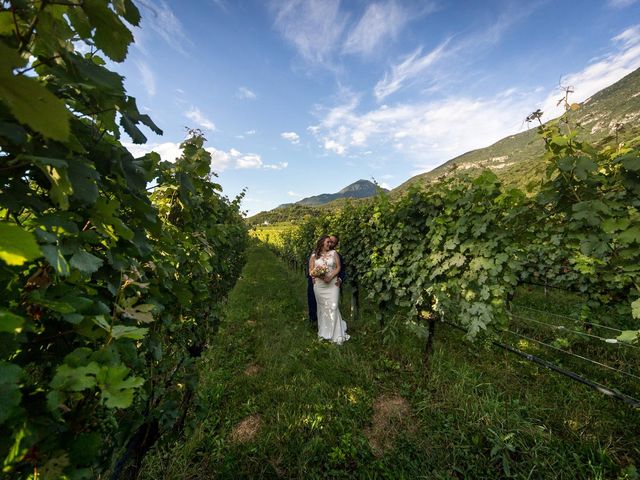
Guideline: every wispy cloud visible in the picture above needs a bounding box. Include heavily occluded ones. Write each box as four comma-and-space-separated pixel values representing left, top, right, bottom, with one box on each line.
607, 0, 637, 7
185, 107, 216, 131
135, 61, 156, 97
139, 0, 192, 55
311, 26, 640, 174
264, 162, 289, 170
271, 0, 347, 66
539, 24, 640, 119
281, 131, 300, 144
374, 41, 450, 100
343, 1, 408, 57
288, 190, 303, 197
237, 86, 257, 99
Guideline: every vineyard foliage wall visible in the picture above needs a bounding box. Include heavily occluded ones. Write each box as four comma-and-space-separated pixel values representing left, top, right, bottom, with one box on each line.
0, 1, 247, 478
275, 114, 640, 340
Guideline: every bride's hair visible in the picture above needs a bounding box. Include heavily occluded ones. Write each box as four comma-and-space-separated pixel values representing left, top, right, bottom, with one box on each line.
313, 235, 330, 258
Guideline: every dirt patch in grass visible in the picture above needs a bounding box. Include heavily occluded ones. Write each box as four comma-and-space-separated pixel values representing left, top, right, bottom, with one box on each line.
244, 364, 261, 376
365, 394, 414, 457
246, 320, 257, 327
230, 414, 262, 444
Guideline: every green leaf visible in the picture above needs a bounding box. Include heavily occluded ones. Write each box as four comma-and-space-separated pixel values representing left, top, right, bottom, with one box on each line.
120, 112, 147, 144
41, 244, 70, 276
83, 0, 134, 62
70, 250, 103, 274
0, 44, 70, 141
619, 225, 640, 244
67, 160, 100, 204
42, 165, 74, 210
573, 156, 597, 180
0, 310, 25, 333
110, 325, 148, 339
50, 363, 99, 392
114, 0, 141, 26
121, 303, 155, 323
0, 361, 23, 424
616, 330, 639, 344
92, 315, 111, 331
40, 453, 70, 480
620, 153, 640, 171
0, 222, 42, 266
632, 298, 640, 320
96, 365, 144, 409
601, 217, 630, 233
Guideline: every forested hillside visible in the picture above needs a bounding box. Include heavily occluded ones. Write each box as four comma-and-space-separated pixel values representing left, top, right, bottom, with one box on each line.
394, 67, 640, 193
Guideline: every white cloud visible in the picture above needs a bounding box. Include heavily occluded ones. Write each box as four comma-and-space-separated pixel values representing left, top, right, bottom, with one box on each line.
124, 141, 183, 162
246, 129, 257, 135
374, 41, 449, 101
343, 1, 408, 56
281, 131, 300, 144
310, 25, 640, 173
185, 107, 216, 131
271, 0, 347, 66
124, 140, 287, 172
323, 139, 346, 155
539, 25, 640, 120
288, 190, 302, 197
236, 153, 263, 169
237, 86, 257, 99
135, 61, 156, 97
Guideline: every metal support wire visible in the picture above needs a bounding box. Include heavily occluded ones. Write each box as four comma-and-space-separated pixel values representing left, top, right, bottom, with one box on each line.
508, 312, 640, 351
511, 304, 624, 334
501, 328, 640, 382
442, 320, 640, 409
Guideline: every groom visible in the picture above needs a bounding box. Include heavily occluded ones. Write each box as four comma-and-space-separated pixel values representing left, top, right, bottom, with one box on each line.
307, 235, 345, 326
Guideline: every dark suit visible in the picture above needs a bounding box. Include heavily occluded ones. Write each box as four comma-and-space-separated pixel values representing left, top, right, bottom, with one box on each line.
307, 251, 345, 325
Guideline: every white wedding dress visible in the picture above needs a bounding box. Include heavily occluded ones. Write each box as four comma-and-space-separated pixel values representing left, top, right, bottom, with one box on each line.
313, 250, 349, 344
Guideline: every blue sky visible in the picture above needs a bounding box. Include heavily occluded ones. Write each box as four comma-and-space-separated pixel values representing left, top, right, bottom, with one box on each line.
120, 0, 640, 216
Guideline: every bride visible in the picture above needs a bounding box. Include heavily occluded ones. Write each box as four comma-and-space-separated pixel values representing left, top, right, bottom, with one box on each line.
309, 235, 349, 344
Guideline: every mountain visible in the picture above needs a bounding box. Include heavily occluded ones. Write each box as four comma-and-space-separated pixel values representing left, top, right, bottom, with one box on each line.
249, 68, 640, 226
280, 179, 388, 208
393, 67, 640, 194
248, 180, 387, 225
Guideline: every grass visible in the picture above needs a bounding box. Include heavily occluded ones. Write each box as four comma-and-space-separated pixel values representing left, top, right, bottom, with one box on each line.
140, 244, 640, 479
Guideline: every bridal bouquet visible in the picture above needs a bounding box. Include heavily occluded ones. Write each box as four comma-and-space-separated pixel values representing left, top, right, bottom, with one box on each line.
310, 265, 329, 278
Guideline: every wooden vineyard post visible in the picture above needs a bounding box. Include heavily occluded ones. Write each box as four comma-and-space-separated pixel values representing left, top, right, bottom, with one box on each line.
423, 312, 437, 368
351, 283, 360, 321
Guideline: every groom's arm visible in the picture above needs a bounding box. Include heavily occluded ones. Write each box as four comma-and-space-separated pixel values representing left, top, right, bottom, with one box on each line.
338, 253, 346, 283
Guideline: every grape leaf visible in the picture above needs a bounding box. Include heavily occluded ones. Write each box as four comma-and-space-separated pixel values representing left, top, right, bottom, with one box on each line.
70, 250, 104, 274
96, 365, 144, 409
0, 310, 24, 333
0, 222, 42, 266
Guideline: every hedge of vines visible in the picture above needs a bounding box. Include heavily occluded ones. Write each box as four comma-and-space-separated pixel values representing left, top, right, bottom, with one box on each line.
0, 1, 247, 478
275, 111, 640, 341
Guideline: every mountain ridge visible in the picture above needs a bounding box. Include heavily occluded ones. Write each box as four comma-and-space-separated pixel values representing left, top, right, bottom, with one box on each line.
277, 179, 388, 208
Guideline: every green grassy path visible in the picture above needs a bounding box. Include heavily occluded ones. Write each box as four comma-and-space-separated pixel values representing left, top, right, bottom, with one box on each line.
141, 244, 639, 479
